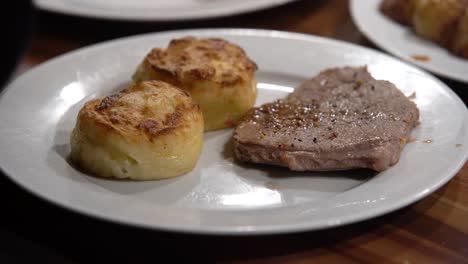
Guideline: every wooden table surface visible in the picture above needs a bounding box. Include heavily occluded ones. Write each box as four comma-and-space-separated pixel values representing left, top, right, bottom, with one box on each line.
2, 0, 467, 263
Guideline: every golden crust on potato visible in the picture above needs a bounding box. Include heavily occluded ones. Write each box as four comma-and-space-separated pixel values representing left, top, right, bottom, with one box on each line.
133, 37, 258, 131
134, 37, 257, 86
70, 80, 204, 180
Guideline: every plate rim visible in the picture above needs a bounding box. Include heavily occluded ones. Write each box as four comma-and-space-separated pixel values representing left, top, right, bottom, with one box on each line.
349, 0, 468, 83
1, 28, 467, 235
33, 0, 297, 21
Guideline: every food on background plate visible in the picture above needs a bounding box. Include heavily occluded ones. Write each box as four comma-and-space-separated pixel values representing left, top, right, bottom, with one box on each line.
133, 37, 258, 131
453, 8, 468, 58
70, 81, 204, 180
379, 0, 415, 25
233, 66, 419, 172
380, 0, 468, 59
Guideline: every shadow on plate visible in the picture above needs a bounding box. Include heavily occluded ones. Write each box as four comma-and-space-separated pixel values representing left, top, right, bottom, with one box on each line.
223, 138, 377, 196
224, 137, 376, 177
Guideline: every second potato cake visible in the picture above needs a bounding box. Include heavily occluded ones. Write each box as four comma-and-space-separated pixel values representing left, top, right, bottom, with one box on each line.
133, 37, 258, 131
70, 81, 204, 180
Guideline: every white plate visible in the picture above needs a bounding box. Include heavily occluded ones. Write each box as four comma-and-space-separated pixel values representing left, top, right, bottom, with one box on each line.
33, 0, 296, 21
1, 29, 467, 235
350, 0, 468, 83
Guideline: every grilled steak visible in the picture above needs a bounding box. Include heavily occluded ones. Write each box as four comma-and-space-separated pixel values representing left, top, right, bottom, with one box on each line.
233, 67, 419, 171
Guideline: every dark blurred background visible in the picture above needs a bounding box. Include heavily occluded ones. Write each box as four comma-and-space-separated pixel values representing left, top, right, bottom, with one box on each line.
1, 0, 34, 87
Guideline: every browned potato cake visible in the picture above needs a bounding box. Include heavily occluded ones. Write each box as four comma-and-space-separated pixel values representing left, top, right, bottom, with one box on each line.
133, 37, 258, 131
70, 80, 204, 180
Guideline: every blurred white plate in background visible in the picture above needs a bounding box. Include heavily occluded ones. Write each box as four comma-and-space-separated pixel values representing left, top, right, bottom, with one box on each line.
33, 0, 297, 21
